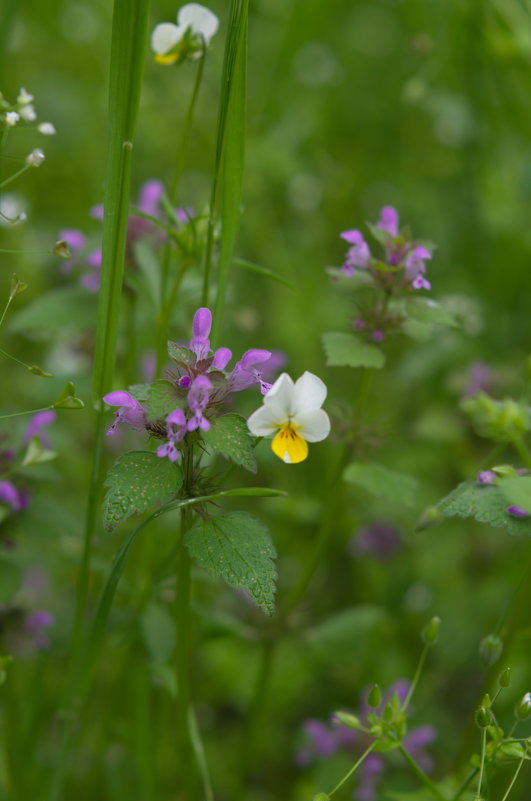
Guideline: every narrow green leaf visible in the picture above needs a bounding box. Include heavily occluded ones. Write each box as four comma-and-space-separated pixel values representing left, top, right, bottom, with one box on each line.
140, 602, 175, 663
343, 462, 418, 506
132, 239, 161, 311
103, 450, 182, 531
322, 332, 385, 369
185, 512, 277, 615
438, 480, 531, 536
202, 413, 256, 472
234, 258, 293, 289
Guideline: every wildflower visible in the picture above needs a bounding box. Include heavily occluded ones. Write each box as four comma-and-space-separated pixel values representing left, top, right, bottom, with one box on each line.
228, 349, 272, 394
157, 409, 187, 461
5, 111, 19, 126
187, 375, 212, 431
25, 149, 45, 167
19, 105, 36, 122
0, 481, 28, 512
376, 205, 399, 237
477, 470, 497, 485
247, 372, 330, 464
17, 88, 34, 105
38, 122, 56, 135
507, 505, 530, 518
151, 3, 219, 64
348, 522, 401, 560
405, 246, 432, 290
103, 391, 147, 435
463, 362, 492, 398
23, 410, 56, 447
340, 229, 371, 275
0, 606, 53, 655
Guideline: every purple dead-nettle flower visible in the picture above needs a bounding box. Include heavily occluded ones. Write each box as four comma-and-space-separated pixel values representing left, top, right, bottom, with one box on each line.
376, 205, 399, 237
477, 470, 497, 485
340, 229, 371, 275
507, 505, 530, 518
23, 410, 56, 447
103, 391, 147, 435
79, 249, 102, 292
190, 307, 213, 361
228, 349, 272, 394
157, 409, 187, 461
212, 347, 232, 370
0, 481, 28, 512
187, 375, 212, 431
405, 246, 432, 290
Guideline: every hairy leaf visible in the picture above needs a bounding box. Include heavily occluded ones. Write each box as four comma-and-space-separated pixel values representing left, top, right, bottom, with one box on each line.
146, 380, 181, 421
437, 480, 531, 536
202, 414, 256, 472
185, 512, 277, 615
103, 450, 182, 532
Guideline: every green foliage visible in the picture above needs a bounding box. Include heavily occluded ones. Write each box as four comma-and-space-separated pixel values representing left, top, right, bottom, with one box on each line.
52, 381, 84, 409
234, 258, 294, 289
103, 450, 182, 531
404, 297, 458, 327
146, 380, 181, 421
437, 480, 531, 536
185, 511, 277, 615
9, 287, 98, 334
140, 602, 175, 663
132, 239, 161, 311
497, 475, 531, 513
322, 332, 385, 369
461, 392, 530, 442
307, 605, 385, 661
168, 341, 194, 365
0, 559, 22, 601
201, 413, 257, 472
343, 462, 419, 507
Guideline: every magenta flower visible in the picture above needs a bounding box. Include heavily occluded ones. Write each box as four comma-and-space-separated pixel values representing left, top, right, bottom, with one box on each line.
103, 391, 147, 435
477, 470, 497, 485
340, 230, 371, 275
157, 409, 187, 461
23, 410, 56, 447
405, 246, 432, 290
190, 307, 213, 361
228, 349, 272, 394
376, 205, 399, 237
187, 376, 212, 431
507, 505, 530, 518
0, 481, 28, 511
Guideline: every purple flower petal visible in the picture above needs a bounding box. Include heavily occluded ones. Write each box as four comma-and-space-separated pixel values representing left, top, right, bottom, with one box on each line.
138, 179, 165, 216
376, 205, 399, 237
23, 410, 56, 446
58, 228, 86, 252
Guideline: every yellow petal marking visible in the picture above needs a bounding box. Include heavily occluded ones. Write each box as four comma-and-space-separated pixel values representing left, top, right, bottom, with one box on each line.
154, 53, 179, 65
272, 425, 308, 464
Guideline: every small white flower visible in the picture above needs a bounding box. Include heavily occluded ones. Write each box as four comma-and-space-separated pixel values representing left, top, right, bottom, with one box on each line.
19, 104, 37, 122
247, 372, 330, 464
17, 87, 34, 105
151, 3, 219, 64
5, 111, 19, 126
38, 122, 56, 135
25, 148, 45, 167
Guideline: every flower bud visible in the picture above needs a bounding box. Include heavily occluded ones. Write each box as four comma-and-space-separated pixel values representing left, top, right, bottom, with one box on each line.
367, 684, 381, 708
52, 240, 72, 259
498, 667, 511, 688
475, 706, 491, 728
481, 693, 491, 709
479, 633, 503, 667
492, 464, 519, 478
25, 148, 45, 167
422, 616, 441, 645
38, 122, 56, 135
383, 702, 395, 723
333, 711, 362, 730
515, 692, 531, 720
415, 505, 441, 531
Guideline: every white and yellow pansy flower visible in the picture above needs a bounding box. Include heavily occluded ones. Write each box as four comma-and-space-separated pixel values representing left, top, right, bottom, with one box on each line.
151, 3, 219, 65
247, 372, 330, 464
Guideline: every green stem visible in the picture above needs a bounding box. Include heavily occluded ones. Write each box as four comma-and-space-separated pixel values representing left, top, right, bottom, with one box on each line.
0, 406, 51, 420
401, 642, 429, 712
500, 751, 526, 801
0, 296, 14, 330
475, 728, 487, 801
353, 367, 375, 429
328, 741, 377, 797
189, 706, 214, 801
398, 745, 448, 801
0, 163, 31, 189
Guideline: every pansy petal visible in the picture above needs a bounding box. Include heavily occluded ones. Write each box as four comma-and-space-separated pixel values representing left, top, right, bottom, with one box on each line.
178, 3, 219, 43
262, 373, 294, 418
151, 22, 182, 54
295, 408, 330, 442
247, 405, 281, 437
292, 371, 327, 414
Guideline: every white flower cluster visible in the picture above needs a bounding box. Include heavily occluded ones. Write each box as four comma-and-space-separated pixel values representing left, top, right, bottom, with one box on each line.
1, 88, 56, 135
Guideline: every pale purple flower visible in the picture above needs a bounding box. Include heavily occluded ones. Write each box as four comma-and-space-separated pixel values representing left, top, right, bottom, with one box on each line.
59, 228, 86, 253
405, 246, 432, 290
228, 349, 272, 393
340, 230, 371, 274
507, 505, 530, 518
1, 606, 53, 655
403, 725, 436, 772
190, 307, 212, 361
348, 522, 401, 560
0, 481, 28, 511
376, 206, 399, 237
157, 408, 187, 461
141, 350, 157, 382
212, 347, 232, 370
463, 362, 492, 398
357, 754, 385, 801
80, 249, 102, 292
354, 318, 366, 330
103, 391, 146, 435
23, 410, 56, 447
477, 470, 497, 485
24, 610, 53, 649
371, 330, 384, 342
176, 206, 195, 223
187, 376, 212, 431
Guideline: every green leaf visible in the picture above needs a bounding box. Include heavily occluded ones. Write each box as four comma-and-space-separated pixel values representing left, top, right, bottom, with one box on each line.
202, 414, 256, 472
132, 239, 161, 311
497, 475, 531, 513
127, 382, 151, 401
52, 381, 84, 409
146, 380, 181, 421
167, 341, 194, 364
9, 286, 98, 334
405, 297, 458, 327
140, 602, 175, 663
185, 512, 277, 615
322, 332, 385, 369
234, 258, 293, 289
343, 462, 419, 506
21, 436, 57, 466
437, 480, 531, 536
308, 605, 385, 661
103, 450, 182, 532
402, 318, 434, 342
0, 559, 22, 602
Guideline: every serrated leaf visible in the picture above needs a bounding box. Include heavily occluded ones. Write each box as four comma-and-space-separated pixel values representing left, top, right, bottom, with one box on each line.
0, 559, 22, 602
103, 450, 182, 532
9, 286, 98, 334
405, 298, 458, 327
343, 462, 418, 506
497, 475, 531, 513
322, 332, 385, 369
167, 341, 194, 364
437, 481, 531, 536
140, 602, 175, 663
202, 414, 256, 472
146, 380, 181, 421
185, 512, 277, 615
